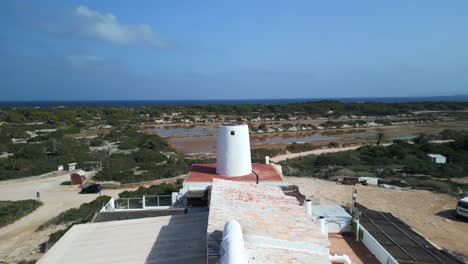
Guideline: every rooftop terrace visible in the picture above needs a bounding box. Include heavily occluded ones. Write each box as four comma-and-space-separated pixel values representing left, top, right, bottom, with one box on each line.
207, 179, 331, 264
186, 163, 285, 183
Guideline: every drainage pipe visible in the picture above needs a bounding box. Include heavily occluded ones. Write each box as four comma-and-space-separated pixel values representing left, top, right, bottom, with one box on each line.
318, 216, 328, 237
304, 199, 312, 216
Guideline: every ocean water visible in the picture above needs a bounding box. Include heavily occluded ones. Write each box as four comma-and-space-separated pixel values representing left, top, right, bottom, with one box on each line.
1, 95, 467, 107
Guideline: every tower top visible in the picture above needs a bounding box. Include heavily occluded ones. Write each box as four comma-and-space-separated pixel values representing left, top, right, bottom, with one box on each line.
216, 124, 252, 176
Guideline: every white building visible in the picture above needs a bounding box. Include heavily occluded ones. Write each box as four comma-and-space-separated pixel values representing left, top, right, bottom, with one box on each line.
427, 154, 447, 164
216, 124, 252, 176
68, 163, 77, 171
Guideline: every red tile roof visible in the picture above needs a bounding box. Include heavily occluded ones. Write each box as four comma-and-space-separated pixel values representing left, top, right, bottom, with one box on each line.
185, 163, 284, 182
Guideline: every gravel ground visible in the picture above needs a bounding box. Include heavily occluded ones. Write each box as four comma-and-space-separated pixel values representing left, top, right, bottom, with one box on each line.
286, 176, 468, 262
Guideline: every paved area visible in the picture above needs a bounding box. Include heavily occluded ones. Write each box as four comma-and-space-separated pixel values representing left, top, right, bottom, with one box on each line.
0, 173, 129, 262
328, 233, 380, 264
207, 179, 330, 264
38, 212, 208, 264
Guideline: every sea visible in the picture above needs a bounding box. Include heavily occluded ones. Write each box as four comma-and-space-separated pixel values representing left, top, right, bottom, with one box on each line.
1, 95, 467, 107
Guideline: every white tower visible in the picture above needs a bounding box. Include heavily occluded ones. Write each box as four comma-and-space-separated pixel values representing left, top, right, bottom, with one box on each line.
216, 124, 252, 176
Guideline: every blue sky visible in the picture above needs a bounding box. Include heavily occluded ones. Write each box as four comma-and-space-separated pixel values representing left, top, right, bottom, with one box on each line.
1, 1, 467, 100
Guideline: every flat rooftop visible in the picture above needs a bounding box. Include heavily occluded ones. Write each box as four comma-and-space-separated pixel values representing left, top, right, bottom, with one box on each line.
37, 212, 208, 264
207, 179, 330, 264
186, 163, 284, 182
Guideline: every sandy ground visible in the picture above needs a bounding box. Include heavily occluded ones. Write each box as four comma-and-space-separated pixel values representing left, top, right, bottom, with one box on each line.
0, 173, 132, 263
286, 177, 468, 262
271, 145, 365, 162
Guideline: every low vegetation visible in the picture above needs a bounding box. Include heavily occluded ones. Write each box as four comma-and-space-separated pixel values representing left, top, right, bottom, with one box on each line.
281, 130, 468, 196
0, 200, 43, 228
42, 195, 111, 228
0, 124, 93, 180
118, 180, 183, 198
2, 101, 468, 123
41, 196, 111, 251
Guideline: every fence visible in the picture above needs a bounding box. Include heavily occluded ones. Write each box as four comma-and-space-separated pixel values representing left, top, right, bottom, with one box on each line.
101, 194, 176, 212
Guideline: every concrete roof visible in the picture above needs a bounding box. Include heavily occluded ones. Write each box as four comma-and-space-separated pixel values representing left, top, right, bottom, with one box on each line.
37, 212, 208, 264
186, 163, 284, 183
310, 205, 352, 222
207, 179, 330, 264
427, 153, 446, 158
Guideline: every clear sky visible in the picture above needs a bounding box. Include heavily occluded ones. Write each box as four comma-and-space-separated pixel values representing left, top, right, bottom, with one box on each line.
1, 1, 467, 100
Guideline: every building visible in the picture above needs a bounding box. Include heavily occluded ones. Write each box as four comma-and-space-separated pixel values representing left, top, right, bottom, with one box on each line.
67, 162, 77, 171
427, 154, 447, 164
70, 170, 86, 185
37, 123, 463, 264
83, 161, 102, 171
181, 124, 287, 199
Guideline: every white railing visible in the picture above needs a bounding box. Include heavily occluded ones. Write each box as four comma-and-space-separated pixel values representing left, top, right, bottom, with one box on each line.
100, 193, 178, 212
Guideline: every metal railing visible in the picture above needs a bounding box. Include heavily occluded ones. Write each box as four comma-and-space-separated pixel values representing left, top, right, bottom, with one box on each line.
101, 195, 174, 211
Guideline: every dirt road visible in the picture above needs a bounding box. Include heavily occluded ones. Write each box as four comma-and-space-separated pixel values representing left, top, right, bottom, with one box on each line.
286, 177, 468, 261
0, 173, 129, 263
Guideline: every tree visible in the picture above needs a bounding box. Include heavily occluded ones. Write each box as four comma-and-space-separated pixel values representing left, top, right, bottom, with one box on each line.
413, 133, 430, 145
376, 129, 385, 146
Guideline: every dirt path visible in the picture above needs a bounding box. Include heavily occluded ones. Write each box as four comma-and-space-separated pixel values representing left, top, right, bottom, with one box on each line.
286, 177, 468, 262
0, 173, 130, 263
270, 140, 454, 162
270, 144, 394, 162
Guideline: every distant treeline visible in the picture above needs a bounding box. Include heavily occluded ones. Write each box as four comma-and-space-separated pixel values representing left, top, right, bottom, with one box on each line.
1, 101, 468, 124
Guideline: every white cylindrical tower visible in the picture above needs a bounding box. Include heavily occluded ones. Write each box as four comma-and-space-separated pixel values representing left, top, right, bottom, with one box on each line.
216, 124, 252, 176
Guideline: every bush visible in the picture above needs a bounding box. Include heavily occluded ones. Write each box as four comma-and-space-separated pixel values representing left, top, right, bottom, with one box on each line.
43, 196, 110, 227
119, 180, 183, 198
0, 200, 43, 228
48, 226, 73, 244
251, 148, 285, 163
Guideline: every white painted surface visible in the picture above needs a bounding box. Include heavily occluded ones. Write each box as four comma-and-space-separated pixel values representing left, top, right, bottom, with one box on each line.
37, 212, 209, 264
305, 199, 312, 216
216, 124, 252, 176
220, 220, 245, 264
427, 154, 446, 164
360, 224, 398, 264
329, 253, 352, 264
180, 181, 288, 196
358, 177, 379, 186
310, 205, 352, 233
68, 163, 76, 171
319, 217, 328, 237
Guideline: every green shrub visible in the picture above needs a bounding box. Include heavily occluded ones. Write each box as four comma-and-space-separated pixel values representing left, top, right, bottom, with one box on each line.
119, 180, 183, 198
43, 196, 110, 227
0, 200, 43, 228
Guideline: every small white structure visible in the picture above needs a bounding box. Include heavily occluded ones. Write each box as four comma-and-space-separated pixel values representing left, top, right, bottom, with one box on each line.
68, 163, 77, 171
309, 205, 352, 233
427, 154, 446, 164
220, 220, 245, 264
216, 124, 252, 176
57, 165, 64, 171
